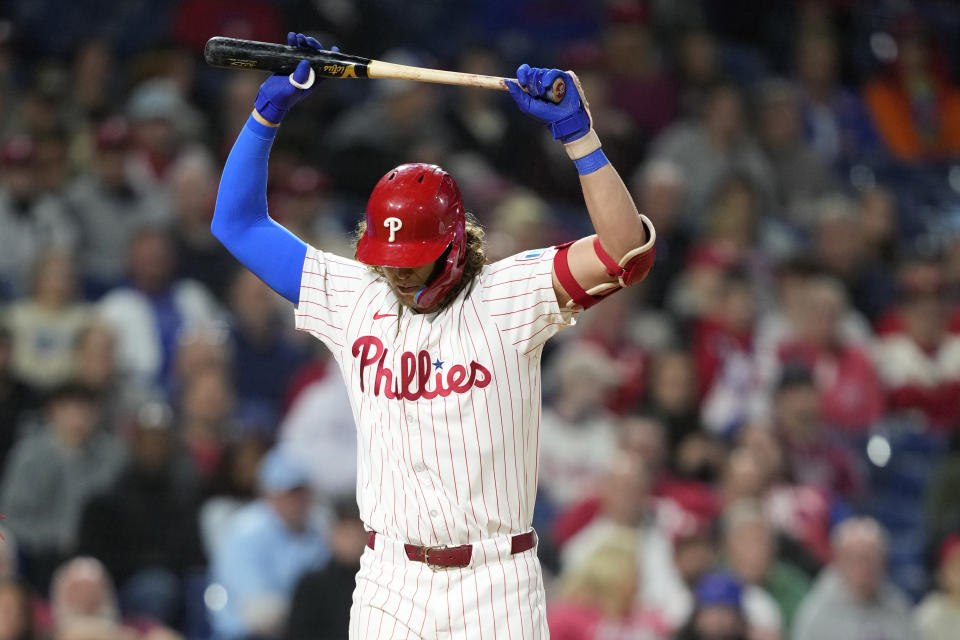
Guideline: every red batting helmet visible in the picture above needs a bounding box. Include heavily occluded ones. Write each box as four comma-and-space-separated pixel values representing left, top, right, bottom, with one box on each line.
356, 163, 467, 308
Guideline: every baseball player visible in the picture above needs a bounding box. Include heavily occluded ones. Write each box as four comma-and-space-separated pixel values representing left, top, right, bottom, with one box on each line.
212, 32, 656, 639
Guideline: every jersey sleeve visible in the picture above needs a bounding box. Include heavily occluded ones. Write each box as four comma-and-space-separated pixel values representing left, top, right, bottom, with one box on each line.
476, 246, 579, 356
294, 246, 372, 352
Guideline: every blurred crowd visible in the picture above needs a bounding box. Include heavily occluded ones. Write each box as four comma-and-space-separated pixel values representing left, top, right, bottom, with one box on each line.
2, 0, 960, 639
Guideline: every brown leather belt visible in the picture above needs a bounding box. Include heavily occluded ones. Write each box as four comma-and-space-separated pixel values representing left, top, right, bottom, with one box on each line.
365, 530, 537, 570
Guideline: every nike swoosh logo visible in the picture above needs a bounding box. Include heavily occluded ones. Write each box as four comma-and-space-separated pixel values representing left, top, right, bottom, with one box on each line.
373, 311, 397, 320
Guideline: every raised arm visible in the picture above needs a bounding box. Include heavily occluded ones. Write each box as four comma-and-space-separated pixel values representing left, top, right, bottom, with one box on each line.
211, 33, 333, 305
507, 66, 656, 309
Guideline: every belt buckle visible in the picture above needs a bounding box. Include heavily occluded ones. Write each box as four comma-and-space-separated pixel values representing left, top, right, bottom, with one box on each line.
423, 545, 458, 571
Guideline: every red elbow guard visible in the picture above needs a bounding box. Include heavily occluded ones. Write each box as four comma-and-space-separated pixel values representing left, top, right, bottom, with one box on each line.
552, 215, 656, 309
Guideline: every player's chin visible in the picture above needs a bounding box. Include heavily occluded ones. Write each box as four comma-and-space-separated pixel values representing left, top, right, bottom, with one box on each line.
393, 285, 422, 307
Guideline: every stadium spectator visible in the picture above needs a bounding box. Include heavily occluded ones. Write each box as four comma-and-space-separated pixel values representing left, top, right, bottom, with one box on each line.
210, 447, 328, 640
6, 251, 93, 391
857, 186, 899, 270
0, 578, 37, 640
665, 241, 740, 326
539, 342, 620, 510
52, 619, 130, 640
547, 529, 670, 640
754, 258, 873, 396
862, 19, 960, 163
125, 78, 203, 185
216, 73, 263, 157
76, 402, 203, 625
32, 128, 71, 196
558, 452, 686, 628
644, 350, 701, 456
793, 517, 915, 640
48, 557, 121, 633
199, 434, 271, 557
771, 365, 863, 501
794, 26, 879, 168
97, 228, 222, 389
65, 117, 166, 293
484, 189, 555, 263
170, 328, 231, 395
775, 276, 885, 432
698, 173, 769, 265
666, 525, 720, 629
925, 435, 960, 551
69, 39, 114, 120
285, 498, 365, 640
278, 367, 356, 500
0, 527, 18, 580
915, 533, 960, 640
629, 159, 692, 307
946, 238, 960, 305
11, 65, 68, 137
756, 78, 837, 228
71, 324, 145, 432
227, 269, 309, 431
649, 81, 774, 223
720, 500, 811, 631
178, 365, 235, 479
736, 424, 832, 567
693, 269, 760, 434
875, 290, 960, 430
0, 325, 36, 468
716, 445, 818, 576
0, 135, 76, 299
269, 166, 353, 259
575, 287, 653, 415
0, 384, 125, 589
813, 196, 897, 322
717, 448, 766, 510
619, 414, 670, 488
167, 150, 236, 300
602, 10, 676, 142
673, 571, 750, 640
673, 27, 723, 119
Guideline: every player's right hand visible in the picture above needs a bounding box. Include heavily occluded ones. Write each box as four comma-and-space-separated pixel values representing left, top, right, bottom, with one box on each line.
253, 32, 339, 125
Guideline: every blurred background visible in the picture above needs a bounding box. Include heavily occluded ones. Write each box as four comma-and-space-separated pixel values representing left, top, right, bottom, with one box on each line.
1, 0, 960, 639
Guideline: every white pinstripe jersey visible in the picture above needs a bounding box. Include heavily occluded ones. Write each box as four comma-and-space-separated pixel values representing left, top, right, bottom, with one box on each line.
294, 244, 579, 547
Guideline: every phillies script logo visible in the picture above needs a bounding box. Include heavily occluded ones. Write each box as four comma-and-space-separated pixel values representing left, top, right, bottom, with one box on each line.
352, 336, 491, 400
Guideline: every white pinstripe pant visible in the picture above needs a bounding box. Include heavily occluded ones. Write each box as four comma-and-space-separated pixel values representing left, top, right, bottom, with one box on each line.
348, 531, 549, 639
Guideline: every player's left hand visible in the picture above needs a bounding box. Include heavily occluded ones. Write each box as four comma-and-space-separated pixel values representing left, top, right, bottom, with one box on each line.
506, 65, 591, 143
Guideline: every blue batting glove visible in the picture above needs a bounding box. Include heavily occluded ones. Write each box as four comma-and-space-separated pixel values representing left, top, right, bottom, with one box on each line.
254, 32, 340, 125
507, 64, 591, 143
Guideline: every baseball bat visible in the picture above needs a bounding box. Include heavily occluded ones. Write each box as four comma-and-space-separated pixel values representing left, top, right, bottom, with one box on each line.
203, 37, 565, 103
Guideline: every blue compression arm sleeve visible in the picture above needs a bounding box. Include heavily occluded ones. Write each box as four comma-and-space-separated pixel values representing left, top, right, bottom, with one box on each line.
212, 114, 307, 304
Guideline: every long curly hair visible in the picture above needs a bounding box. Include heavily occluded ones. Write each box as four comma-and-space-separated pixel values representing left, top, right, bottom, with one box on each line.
352, 212, 488, 312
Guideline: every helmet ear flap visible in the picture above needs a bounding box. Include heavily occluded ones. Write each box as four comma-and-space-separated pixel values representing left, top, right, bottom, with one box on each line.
419, 243, 454, 293
414, 230, 467, 309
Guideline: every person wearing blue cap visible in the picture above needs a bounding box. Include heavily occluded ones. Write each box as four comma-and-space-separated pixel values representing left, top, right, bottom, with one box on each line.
210, 446, 329, 640
674, 570, 749, 640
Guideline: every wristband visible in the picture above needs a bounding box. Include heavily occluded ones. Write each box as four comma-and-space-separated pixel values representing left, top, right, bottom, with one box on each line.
564, 129, 601, 159
573, 148, 609, 175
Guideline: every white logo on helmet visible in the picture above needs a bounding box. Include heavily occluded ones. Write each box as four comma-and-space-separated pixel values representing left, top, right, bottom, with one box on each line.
384, 217, 402, 242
